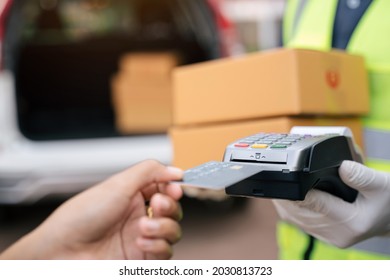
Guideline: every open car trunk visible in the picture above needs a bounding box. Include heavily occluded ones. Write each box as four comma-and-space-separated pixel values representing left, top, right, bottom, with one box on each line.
4, 0, 220, 140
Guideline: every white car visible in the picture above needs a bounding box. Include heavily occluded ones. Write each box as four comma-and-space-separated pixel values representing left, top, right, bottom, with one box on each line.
0, 0, 229, 204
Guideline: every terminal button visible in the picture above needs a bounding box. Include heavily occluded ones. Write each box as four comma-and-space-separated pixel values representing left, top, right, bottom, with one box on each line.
251, 144, 268, 149
234, 143, 250, 148
271, 144, 288, 149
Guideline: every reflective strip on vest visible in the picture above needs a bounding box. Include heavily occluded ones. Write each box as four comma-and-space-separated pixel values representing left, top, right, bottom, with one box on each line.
290, 0, 308, 42
364, 128, 390, 161
285, 0, 338, 50
351, 236, 390, 256
283, 0, 301, 44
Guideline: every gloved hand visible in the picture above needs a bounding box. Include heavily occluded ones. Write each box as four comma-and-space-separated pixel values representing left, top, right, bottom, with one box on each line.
272, 160, 390, 248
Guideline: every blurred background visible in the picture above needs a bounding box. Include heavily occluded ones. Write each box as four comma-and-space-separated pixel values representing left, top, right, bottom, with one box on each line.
0, 0, 285, 259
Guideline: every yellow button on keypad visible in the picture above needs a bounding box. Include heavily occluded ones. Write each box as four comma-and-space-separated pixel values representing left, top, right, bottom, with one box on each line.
251, 144, 268, 149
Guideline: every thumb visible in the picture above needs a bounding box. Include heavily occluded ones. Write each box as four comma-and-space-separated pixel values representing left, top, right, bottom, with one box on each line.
339, 160, 388, 194
101, 160, 183, 199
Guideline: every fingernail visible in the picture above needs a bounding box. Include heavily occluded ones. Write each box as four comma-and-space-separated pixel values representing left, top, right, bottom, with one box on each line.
178, 208, 184, 221
167, 166, 183, 177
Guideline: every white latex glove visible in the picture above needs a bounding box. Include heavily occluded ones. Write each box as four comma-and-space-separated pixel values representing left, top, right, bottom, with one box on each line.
273, 160, 390, 248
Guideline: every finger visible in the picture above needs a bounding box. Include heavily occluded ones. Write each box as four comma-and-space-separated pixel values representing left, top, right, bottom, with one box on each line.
272, 199, 323, 227
159, 183, 183, 201
339, 160, 388, 193
297, 190, 341, 213
142, 182, 183, 202
135, 238, 173, 260
102, 160, 183, 199
139, 216, 182, 244
297, 189, 355, 222
149, 193, 183, 221
183, 186, 227, 201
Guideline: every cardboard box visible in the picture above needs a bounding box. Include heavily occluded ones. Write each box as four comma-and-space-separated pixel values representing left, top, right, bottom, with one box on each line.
119, 52, 180, 82
112, 80, 172, 133
172, 48, 369, 126
111, 52, 179, 133
169, 117, 363, 169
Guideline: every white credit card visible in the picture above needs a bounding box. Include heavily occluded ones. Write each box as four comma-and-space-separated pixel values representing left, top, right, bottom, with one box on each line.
175, 161, 264, 190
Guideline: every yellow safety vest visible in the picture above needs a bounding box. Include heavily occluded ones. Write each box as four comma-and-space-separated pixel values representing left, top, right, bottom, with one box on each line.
279, 0, 390, 260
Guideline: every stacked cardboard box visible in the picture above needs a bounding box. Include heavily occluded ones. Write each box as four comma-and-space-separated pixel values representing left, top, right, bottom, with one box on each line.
111, 52, 180, 133
170, 48, 369, 169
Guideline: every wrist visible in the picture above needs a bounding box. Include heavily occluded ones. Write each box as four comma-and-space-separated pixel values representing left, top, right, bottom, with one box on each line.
0, 230, 41, 259
0, 225, 59, 260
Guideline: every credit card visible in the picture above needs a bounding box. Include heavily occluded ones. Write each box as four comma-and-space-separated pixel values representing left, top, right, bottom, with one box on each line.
175, 161, 264, 190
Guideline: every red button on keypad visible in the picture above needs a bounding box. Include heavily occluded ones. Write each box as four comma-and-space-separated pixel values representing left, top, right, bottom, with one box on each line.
234, 143, 250, 148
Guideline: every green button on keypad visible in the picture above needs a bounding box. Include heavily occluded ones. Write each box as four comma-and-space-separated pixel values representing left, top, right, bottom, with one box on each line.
271, 144, 288, 149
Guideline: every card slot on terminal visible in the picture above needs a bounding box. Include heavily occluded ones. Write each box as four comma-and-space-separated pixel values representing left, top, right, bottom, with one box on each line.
229, 150, 288, 164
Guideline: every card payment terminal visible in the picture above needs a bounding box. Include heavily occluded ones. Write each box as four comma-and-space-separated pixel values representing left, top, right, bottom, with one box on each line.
223, 126, 362, 202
